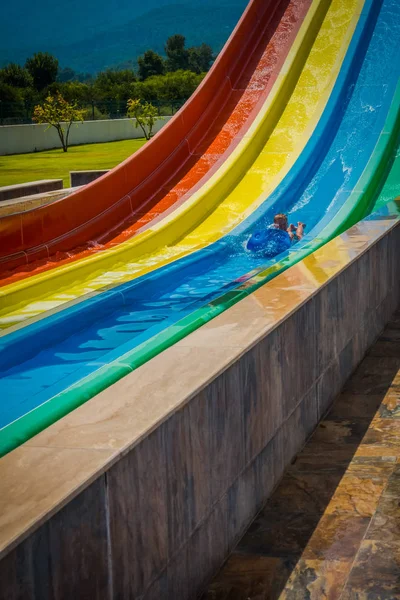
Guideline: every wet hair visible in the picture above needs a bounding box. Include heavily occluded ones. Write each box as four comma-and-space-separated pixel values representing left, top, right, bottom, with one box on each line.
274, 213, 288, 230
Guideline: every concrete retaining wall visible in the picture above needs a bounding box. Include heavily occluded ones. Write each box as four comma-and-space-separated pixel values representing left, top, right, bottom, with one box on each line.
0, 117, 172, 156
70, 170, 109, 187
0, 188, 78, 217
0, 179, 63, 202
1, 217, 399, 599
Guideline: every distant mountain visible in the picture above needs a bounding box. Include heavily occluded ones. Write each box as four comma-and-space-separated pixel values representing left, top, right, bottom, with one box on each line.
0, 1, 247, 73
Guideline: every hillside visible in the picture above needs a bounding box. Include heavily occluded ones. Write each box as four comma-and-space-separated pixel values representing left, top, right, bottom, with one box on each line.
0, 1, 247, 73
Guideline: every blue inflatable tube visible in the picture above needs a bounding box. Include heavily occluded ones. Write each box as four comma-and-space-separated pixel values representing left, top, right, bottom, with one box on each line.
246, 228, 292, 256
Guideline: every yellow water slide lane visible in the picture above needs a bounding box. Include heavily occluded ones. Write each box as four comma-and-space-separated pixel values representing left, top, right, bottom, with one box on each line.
0, 0, 364, 330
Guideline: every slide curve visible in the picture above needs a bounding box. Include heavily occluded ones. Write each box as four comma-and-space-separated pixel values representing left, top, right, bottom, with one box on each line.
0, 0, 310, 275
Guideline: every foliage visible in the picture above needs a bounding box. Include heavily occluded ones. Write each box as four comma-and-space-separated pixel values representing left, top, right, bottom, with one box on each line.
164, 35, 213, 74
1, 33, 211, 122
153, 70, 204, 102
0, 63, 33, 88
161, 70, 205, 101
137, 50, 165, 81
32, 93, 85, 152
47, 81, 93, 104
188, 44, 214, 74
130, 70, 205, 105
0, 83, 26, 120
127, 98, 159, 140
165, 34, 189, 72
57, 68, 93, 83
92, 69, 137, 106
25, 52, 59, 91
94, 69, 136, 90
57, 67, 76, 82
82, 106, 109, 121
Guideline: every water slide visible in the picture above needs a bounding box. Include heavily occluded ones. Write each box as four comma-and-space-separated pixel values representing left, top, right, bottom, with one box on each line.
0, 0, 310, 277
1, 0, 399, 457
0, 0, 360, 328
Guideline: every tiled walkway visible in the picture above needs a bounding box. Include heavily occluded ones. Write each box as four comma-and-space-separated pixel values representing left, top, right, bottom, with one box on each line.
203, 309, 400, 599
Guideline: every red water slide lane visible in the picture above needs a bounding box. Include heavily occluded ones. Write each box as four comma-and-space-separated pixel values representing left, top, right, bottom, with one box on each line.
0, 0, 311, 282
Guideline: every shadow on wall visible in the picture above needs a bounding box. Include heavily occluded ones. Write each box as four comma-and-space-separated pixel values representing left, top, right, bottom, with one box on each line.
203, 313, 400, 598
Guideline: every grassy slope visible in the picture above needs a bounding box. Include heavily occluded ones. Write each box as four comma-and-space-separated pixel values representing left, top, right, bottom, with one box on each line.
0, 139, 146, 188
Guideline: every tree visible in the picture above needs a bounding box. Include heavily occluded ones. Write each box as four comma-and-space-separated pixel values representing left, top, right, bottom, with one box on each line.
129, 80, 157, 103
25, 52, 59, 91
94, 69, 136, 92
127, 98, 159, 140
56, 66, 92, 84
93, 69, 136, 107
188, 44, 214, 74
156, 70, 205, 102
47, 81, 92, 104
129, 70, 205, 109
0, 63, 33, 88
57, 67, 76, 83
32, 93, 85, 152
0, 83, 25, 120
165, 35, 189, 72
137, 50, 165, 81
75, 72, 93, 84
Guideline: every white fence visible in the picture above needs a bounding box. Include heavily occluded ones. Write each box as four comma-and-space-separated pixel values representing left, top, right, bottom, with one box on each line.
0, 117, 172, 155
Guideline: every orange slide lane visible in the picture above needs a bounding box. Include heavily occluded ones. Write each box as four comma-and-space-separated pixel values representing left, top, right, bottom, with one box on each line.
0, 0, 311, 284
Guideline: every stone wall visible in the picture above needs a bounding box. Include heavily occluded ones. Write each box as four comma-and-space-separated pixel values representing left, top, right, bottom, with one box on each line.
0, 179, 63, 202
1, 220, 399, 599
70, 170, 109, 187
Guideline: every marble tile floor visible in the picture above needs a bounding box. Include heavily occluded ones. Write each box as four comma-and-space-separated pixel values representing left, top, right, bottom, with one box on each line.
202, 309, 400, 600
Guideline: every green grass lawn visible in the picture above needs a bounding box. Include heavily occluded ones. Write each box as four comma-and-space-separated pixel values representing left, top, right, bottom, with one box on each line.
0, 139, 147, 188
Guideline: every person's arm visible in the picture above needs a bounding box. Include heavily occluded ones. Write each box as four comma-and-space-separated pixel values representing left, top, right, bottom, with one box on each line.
287, 224, 295, 240
295, 222, 305, 240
